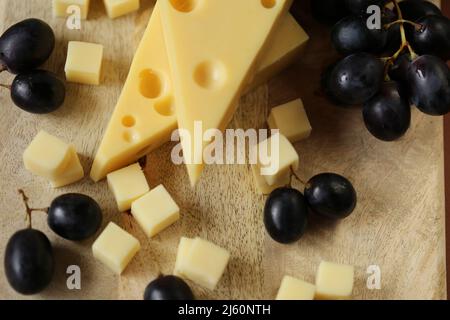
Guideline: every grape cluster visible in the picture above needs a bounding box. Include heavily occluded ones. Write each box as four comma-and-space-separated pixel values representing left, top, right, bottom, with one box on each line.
318, 0, 450, 141
0, 19, 65, 114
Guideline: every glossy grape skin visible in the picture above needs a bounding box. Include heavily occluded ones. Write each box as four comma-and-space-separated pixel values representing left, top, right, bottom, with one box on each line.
345, 0, 385, 15
398, 0, 442, 22
388, 53, 413, 83
410, 15, 450, 61
311, 0, 350, 25
0, 19, 55, 74
4, 229, 54, 295
304, 173, 357, 220
264, 188, 308, 244
323, 53, 384, 106
11, 70, 66, 114
144, 275, 195, 300
406, 55, 450, 116
363, 82, 411, 141
48, 194, 102, 241
331, 16, 387, 55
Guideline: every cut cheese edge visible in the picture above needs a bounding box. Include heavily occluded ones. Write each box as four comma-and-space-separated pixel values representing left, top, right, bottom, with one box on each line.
159, 0, 293, 186
91, 3, 305, 182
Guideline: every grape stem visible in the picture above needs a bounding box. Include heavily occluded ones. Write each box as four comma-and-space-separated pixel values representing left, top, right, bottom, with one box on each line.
290, 166, 309, 188
18, 189, 49, 229
384, 19, 423, 32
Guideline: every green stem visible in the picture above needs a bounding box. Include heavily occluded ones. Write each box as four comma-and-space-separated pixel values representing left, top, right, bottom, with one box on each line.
384, 19, 423, 31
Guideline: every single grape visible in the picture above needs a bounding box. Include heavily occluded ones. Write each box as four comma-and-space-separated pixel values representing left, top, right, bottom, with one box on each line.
0, 19, 55, 74
311, 0, 350, 25
10, 70, 66, 114
406, 55, 450, 116
264, 187, 308, 244
398, 0, 442, 21
409, 15, 450, 61
4, 229, 54, 295
48, 194, 102, 241
345, 0, 386, 16
331, 16, 387, 55
388, 53, 414, 83
144, 275, 195, 300
323, 53, 384, 105
363, 81, 411, 141
304, 173, 357, 220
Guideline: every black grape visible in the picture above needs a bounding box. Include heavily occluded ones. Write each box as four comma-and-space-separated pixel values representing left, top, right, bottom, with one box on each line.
264, 188, 308, 244
304, 173, 357, 220
363, 81, 411, 141
0, 19, 55, 74
331, 16, 387, 54
311, 0, 350, 25
345, 0, 386, 16
4, 229, 54, 295
323, 53, 384, 105
406, 55, 450, 116
410, 15, 450, 61
144, 275, 195, 300
48, 194, 102, 241
388, 53, 414, 83
11, 70, 65, 114
398, 0, 442, 21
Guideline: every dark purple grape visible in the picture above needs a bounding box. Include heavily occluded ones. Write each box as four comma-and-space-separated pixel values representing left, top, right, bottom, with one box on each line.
363, 81, 411, 141
264, 188, 308, 244
409, 15, 450, 61
398, 0, 442, 21
144, 275, 195, 300
345, 0, 386, 15
323, 53, 384, 105
311, 0, 350, 25
11, 70, 65, 114
48, 194, 102, 241
304, 173, 357, 220
388, 53, 414, 83
4, 229, 54, 295
406, 55, 450, 116
0, 19, 55, 74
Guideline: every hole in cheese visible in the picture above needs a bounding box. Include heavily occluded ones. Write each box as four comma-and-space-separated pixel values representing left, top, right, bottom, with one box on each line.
169, 0, 197, 12
139, 69, 163, 99
122, 115, 136, 127
261, 0, 277, 9
154, 96, 175, 117
123, 131, 140, 143
193, 60, 226, 90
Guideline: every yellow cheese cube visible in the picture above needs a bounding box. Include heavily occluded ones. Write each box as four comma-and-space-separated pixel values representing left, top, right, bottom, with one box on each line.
315, 261, 354, 300
251, 165, 290, 195
173, 237, 194, 277
65, 41, 104, 85
107, 163, 149, 212
53, 0, 90, 19
50, 147, 85, 188
268, 99, 312, 143
255, 133, 299, 186
177, 237, 230, 291
276, 276, 316, 300
23, 131, 72, 180
131, 185, 180, 237
92, 222, 140, 275
103, 0, 140, 19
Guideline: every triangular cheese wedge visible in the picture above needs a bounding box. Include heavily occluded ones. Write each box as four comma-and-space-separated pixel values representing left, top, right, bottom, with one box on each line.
159, 0, 293, 186
91, 2, 303, 182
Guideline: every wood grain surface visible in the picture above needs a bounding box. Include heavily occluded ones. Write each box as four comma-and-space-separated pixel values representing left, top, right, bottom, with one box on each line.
0, 0, 446, 300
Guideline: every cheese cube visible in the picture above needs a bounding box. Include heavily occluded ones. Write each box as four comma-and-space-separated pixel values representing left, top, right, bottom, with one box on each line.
103, 0, 140, 19
315, 261, 354, 300
107, 163, 150, 212
23, 131, 72, 180
251, 165, 290, 195
131, 185, 180, 237
53, 0, 90, 19
177, 237, 230, 291
276, 276, 316, 300
255, 133, 299, 186
173, 237, 194, 277
50, 147, 85, 188
268, 99, 312, 143
65, 41, 104, 85
92, 222, 140, 275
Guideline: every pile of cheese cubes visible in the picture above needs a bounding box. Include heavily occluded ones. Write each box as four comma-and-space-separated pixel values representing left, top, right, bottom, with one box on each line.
53, 0, 140, 20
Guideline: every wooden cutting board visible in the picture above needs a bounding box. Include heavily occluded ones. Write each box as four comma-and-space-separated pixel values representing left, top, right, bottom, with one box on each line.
0, 0, 446, 300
